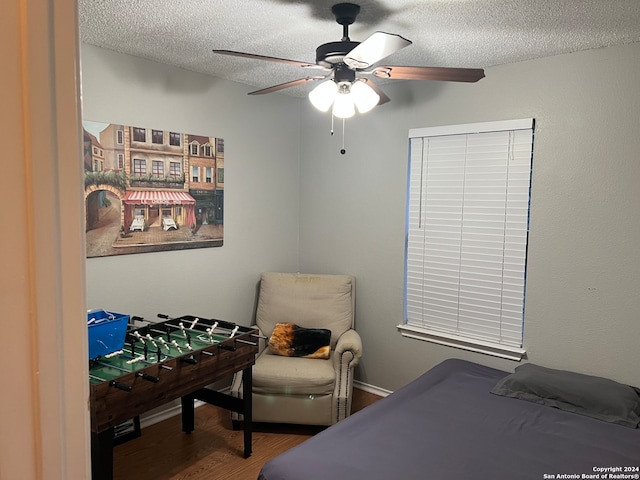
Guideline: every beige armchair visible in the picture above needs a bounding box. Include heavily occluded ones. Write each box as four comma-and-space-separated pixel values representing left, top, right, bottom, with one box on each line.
231, 272, 362, 426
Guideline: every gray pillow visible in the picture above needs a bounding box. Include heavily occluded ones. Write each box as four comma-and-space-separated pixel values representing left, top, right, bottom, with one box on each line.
491, 363, 640, 428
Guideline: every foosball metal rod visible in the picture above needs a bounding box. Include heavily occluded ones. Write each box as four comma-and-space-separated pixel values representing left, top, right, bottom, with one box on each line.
157, 313, 236, 336
119, 347, 174, 370
93, 359, 160, 383
89, 373, 132, 392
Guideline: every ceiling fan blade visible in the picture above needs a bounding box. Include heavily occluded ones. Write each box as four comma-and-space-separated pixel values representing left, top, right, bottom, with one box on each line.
356, 78, 390, 105
344, 32, 411, 70
212, 49, 317, 68
371, 65, 485, 83
248, 76, 326, 95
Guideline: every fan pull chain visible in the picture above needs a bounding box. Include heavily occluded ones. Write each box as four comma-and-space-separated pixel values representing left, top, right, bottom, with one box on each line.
328, 115, 346, 154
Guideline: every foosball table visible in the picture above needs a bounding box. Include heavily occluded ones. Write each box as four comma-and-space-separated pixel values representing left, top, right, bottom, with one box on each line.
89, 313, 260, 480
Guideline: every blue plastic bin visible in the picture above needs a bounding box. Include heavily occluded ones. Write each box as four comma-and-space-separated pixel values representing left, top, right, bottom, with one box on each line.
87, 309, 130, 360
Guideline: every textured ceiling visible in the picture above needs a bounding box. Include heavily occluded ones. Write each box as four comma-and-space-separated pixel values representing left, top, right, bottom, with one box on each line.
79, 0, 640, 97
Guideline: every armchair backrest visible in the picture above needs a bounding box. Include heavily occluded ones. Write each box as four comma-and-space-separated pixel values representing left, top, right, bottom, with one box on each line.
256, 272, 355, 348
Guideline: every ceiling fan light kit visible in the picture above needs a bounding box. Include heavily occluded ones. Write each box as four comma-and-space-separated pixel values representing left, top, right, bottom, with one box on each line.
350, 81, 380, 113
309, 78, 379, 118
308, 80, 338, 112
212, 2, 485, 121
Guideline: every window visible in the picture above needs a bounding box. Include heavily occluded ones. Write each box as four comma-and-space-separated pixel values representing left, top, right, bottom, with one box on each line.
205, 167, 212, 183
400, 119, 534, 361
116, 129, 124, 145
190, 143, 199, 155
217, 167, 224, 183
169, 132, 180, 146
133, 158, 146, 175
216, 138, 224, 153
132, 127, 146, 142
152, 130, 164, 144
169, 162, 181, 178
203, 144, 212, 157
117, 153, 124, 170
192, 166, 199, 182
152, 160, 164, 176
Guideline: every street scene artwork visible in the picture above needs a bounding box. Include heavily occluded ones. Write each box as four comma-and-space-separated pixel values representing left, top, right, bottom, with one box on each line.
84, 121, 224, 258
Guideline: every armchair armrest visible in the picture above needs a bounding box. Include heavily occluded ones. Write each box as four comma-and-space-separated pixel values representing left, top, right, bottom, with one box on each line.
333, 328, 362, 371
331, 328, 362, 423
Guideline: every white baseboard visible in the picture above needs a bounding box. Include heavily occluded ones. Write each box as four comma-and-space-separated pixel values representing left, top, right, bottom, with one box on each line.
354, 380, 391, 398
139, 400, 206, 429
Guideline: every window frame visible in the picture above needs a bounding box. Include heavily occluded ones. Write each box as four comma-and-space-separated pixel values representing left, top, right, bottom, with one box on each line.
151, 129, 164, 144
169, 132, 181, 146
399, 118, 534, 361
133, 158, 147, 175
132, 127, 146, 142
169, 161, 181, 178
151, 160, 164, 177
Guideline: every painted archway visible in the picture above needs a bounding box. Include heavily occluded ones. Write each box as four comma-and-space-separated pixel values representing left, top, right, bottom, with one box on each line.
84, 184, 126, 231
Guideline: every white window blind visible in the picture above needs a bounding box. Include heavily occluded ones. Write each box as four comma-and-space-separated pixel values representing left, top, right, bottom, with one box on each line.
401, 119, 534, 360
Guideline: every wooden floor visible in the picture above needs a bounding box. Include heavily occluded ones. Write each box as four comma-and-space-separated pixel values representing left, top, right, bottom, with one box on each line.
113, 388, 382, 480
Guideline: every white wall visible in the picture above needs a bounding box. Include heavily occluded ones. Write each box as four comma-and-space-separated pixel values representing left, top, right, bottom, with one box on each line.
298, 42, 640, 390
81, 45, 302, 325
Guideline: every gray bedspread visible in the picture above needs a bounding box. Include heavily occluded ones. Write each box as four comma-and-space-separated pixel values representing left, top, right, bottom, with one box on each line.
258, 359, 640, 480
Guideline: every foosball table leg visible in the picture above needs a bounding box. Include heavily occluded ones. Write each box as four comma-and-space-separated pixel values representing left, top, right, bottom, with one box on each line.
181, 394, 195, 434
91, 428, 114, 480
242, 366, 253, 458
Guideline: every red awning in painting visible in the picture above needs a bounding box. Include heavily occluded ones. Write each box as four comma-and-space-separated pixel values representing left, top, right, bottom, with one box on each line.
123, 190, 196, 205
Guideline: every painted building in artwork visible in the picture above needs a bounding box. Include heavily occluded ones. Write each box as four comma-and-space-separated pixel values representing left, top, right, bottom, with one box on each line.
121, 126, 196, 230
83, 130, 105, 172
83, 129, 108, 228
98, 123, 126, 172
187, 135, 224, 227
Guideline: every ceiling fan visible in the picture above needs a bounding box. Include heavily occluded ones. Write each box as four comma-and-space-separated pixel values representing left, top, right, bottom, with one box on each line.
212, 2, 485, 118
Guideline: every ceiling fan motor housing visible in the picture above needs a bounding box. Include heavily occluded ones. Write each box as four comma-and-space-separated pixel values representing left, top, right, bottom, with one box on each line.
316, 41, 360, 67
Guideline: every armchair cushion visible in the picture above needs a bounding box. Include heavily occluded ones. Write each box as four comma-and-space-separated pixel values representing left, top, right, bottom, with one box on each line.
253, 348, 336, 396
269, 322, 331, 359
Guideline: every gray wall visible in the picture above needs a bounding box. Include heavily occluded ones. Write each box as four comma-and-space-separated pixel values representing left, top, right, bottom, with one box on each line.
81, 44, 302, 326
82, 42, 640, 393
299, 42, 640, 390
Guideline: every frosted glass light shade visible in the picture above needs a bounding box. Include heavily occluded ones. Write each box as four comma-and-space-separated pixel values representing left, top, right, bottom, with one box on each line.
332, 91, 355, 118
351, 81, 380, 113
308, 81, 338, 112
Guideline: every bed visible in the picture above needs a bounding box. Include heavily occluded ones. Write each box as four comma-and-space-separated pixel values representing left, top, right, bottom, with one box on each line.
258, 359, 640, 480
